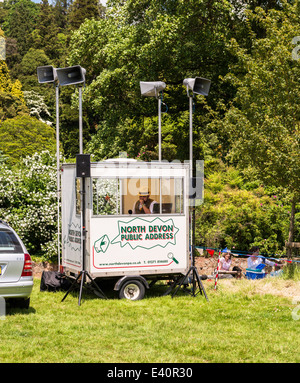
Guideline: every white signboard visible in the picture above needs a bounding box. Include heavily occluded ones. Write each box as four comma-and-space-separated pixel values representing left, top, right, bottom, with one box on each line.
61, 167, 82, 271
90, 215, 187, 276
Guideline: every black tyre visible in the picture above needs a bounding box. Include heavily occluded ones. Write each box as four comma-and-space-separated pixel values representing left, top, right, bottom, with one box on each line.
119, 280, 145, 300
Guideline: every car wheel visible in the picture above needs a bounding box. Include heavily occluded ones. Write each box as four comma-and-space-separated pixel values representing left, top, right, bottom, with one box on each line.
119, 280, 145, 300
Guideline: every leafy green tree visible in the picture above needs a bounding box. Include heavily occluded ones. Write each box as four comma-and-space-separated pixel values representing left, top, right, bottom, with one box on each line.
0, 91, 28, 121
196, 164, 291, 254
68, 0, 241, 160
30, 0, 67, 65
221, 1, 300, 248
0, 59, 13, 93
0, 115, 56, 165
53, 0, 69, 31
0, 3, 8, 26
2, 0, 39, 59
19, 48, 50, 77
67, 0, 101, 30
0, 59, 28, 120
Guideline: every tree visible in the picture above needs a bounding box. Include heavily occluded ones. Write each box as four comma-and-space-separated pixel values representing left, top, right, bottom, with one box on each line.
196, 164, 290, 253
54, 0, 71, 31
30, 0, 66, 64
67, 0, 241, 160
222, 1, 300, 250
0, 115, 56, 165
19, 48, 50, 77
0, 59, 28, 120
23, 90, 52, 124
2, 0, 39, 59
67, 0, 101, 30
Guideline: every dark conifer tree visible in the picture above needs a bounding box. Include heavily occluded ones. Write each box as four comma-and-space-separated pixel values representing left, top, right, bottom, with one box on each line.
67, 0, 100, 30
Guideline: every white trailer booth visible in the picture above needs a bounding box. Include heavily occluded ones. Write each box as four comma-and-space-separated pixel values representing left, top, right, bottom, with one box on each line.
61, 158, 191, 300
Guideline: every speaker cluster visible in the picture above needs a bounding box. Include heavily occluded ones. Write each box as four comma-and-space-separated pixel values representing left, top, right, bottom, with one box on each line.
37, 65, 86, 86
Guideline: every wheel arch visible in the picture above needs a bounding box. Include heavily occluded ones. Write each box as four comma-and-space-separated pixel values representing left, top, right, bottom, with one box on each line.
114, 275, 150, 292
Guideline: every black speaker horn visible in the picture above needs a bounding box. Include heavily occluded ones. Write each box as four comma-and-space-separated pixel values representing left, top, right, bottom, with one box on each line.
76, 154, 90, 178
183, 77, 211, 96
56, 65, 86, 86
37, 65, 57, 83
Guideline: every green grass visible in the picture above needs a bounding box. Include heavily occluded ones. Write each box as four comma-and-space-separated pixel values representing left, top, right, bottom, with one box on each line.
0, 278, 299, 363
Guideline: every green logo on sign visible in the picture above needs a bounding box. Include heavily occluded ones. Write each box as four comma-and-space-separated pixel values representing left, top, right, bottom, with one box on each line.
94, 234, 110, 253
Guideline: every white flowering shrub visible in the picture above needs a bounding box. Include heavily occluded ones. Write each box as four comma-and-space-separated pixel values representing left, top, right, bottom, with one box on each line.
92, 178, 119, 215
23, 91, 52, 125
0, 151, 58, 261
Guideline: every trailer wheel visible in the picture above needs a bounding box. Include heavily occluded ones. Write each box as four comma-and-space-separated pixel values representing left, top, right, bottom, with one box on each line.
119, 280, 145, 300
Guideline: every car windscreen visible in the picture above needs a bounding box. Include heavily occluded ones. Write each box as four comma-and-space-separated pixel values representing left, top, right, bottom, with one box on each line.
0, 229, 23, 253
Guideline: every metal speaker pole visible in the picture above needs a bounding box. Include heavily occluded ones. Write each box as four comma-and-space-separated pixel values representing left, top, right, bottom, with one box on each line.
61, 155, 107, 305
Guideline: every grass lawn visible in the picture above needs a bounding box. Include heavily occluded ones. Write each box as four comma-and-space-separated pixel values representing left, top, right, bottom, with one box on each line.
0, 277, 299, 363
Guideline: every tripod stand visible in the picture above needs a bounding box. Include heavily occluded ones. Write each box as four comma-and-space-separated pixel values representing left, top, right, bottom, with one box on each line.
170, 76, 211, 301
61, 166, 106, 306
61, 269, 107, 306
167, 208, 208, 301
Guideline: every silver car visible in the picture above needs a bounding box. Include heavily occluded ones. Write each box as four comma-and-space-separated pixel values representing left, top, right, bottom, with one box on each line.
0, 220, 33, 309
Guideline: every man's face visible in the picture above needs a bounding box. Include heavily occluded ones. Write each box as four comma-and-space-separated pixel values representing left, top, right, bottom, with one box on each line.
139, 195, 148, 203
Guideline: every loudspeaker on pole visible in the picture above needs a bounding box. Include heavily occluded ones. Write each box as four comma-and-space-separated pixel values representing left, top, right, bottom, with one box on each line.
183, 77, 211, 96
56, 65, 86, 86
37, 65, 57, 83
76, 154, 90, 178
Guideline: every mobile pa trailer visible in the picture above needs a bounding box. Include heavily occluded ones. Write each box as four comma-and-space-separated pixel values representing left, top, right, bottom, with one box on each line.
61, 159, 190, 300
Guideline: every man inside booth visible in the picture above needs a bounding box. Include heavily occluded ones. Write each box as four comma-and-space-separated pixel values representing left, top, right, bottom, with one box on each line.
133, 187, 157, 214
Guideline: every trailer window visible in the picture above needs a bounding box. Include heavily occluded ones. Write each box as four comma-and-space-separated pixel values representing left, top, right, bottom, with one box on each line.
161, 178, 184, 214
92, 177, 184, 216
92, 179, 120, 215
122, 177, 184, 215
76, 178, 81, 215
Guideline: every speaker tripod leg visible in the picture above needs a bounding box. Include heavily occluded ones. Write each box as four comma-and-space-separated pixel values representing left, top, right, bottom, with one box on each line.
171, 266, 193, 298
78, 271, 86, 306
162, 277, 181, 296
86, 272, 107, 299
61, 271, 82, 302
170, 266, 209, 301
194, 267, 209, 301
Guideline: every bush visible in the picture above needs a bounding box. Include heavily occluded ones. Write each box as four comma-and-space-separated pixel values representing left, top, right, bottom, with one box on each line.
0, 151, 58, 261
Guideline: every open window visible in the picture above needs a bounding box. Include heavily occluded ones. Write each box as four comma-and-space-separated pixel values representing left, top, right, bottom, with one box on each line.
92, 178, 121, 215
75, 178, 81, 215
92, 177, 184, 216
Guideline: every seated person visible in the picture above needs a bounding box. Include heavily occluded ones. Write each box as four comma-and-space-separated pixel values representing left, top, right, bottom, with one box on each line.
133, 187, 157, 214
216, 248, 235, 279
247, 246, 274, 270
220, 248, 232, 271
208, 248, 241, 279
247, 246, 284, 273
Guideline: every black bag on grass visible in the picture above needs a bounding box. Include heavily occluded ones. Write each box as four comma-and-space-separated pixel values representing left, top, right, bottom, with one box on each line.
40, 271, 72, 292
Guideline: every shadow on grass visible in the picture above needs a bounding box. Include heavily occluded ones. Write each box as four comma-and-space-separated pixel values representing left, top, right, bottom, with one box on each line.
37, 277, 210, 304
5, 302, 36, 316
